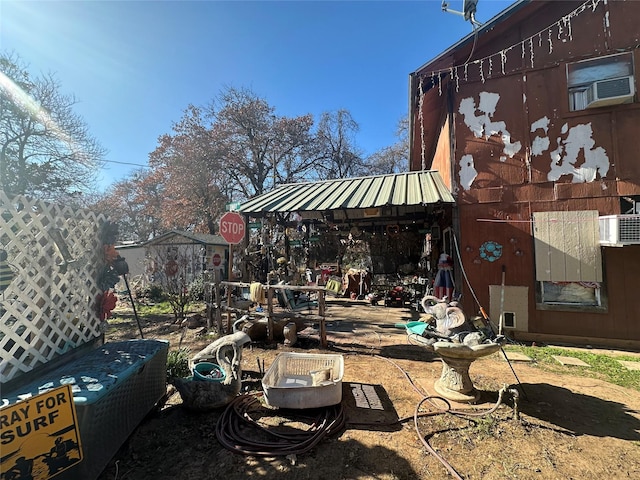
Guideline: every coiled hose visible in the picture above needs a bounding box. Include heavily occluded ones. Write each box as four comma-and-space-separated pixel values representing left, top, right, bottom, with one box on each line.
215, 394, 346, 456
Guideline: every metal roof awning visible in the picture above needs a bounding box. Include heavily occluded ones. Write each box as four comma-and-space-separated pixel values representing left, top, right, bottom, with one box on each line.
237, 171, 454, 216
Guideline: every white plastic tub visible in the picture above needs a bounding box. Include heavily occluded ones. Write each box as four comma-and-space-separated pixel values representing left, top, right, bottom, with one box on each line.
261, 352, 344, 409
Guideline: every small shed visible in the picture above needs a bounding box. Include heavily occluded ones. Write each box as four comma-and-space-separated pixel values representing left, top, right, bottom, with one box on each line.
144, 230, 229, 283
115, 242, 147, 276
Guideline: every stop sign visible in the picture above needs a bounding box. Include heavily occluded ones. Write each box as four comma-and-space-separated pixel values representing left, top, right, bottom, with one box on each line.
219, 212, 245, 244
212, 253, 222, 267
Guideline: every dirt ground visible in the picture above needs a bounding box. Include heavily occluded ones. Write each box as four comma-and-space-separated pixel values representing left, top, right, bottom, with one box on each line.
97, 298, 640, 480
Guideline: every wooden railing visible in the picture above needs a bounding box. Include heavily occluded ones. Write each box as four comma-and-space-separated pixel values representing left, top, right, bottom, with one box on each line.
205, 281, 328, 348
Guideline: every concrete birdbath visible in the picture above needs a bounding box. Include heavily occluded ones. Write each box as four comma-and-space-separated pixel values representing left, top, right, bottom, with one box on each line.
432, 340, 504, 403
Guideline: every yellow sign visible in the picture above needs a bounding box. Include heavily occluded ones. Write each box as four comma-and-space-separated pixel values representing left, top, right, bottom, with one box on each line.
0, 384, 83, 480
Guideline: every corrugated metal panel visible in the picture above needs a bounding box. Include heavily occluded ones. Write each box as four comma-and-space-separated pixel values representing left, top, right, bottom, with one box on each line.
237, 171, 454, 214
392, 174, 407, 205
356, 177, 389, 208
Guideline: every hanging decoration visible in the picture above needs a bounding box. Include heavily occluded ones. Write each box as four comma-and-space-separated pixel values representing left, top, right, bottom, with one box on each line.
479, 241, 503, 263
500, 48, 508, 75
434, 253, 455, 300
419, 0, 605, 96
418, 76, 426, 169
454, 66, 460, 92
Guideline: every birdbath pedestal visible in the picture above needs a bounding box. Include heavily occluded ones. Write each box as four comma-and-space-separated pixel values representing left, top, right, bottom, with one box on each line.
432, 341, 504, 403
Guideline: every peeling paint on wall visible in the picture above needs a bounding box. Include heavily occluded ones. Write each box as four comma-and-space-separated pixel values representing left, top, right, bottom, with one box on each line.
531, 116, 551, 156
457, 91, 611, 188
531, 117, 550, 134
530, 116, 610, 183
548, 123, 610, 183
459, 154, 478, 191
458, 92, 522, 164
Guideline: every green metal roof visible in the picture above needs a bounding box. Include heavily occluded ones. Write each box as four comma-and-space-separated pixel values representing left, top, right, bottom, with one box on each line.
237, 171, 454, 214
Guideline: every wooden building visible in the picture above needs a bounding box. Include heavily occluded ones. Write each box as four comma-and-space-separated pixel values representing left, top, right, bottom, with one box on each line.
144, 230, 229, 282
409, 0, 640, 348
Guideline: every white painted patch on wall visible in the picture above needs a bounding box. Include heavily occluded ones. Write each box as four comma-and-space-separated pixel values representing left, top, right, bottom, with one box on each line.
458, 92, 522, 162
478, 92, 500, 116
531, 117, 550, 134
459, 154, 478, 191
502, 134, 521, 158
457, 94, 610, 188
531, 136, 550, 156
531, 116, 551, 156
547, 123, 610, 183
459, 97, 485, 138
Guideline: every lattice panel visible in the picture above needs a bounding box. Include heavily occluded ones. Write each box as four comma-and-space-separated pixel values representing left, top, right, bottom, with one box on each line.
1, 191, 108, 383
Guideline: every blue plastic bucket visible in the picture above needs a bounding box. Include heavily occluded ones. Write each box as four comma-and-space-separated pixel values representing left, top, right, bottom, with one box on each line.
192, 362, 226, 382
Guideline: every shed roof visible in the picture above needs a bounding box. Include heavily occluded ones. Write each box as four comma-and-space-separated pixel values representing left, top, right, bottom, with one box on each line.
236, 171, 454, 215
145, 230, 227, 247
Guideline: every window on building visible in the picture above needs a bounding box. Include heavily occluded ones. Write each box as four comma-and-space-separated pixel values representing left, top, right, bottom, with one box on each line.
533, 211, 603, 307
621, 195, 640, 215
567, 52, 635, 111
540, 281, 601, 306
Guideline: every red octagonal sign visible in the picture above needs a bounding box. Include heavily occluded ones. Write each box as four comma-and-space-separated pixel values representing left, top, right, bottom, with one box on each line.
219, 212, 245, 244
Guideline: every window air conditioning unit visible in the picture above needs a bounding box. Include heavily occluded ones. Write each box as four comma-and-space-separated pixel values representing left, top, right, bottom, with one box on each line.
586, 76, 635, 108
599, 214, 640, 246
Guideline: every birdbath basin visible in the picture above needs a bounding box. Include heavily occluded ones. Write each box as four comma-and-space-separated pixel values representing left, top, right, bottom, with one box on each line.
432, 341, 504, 403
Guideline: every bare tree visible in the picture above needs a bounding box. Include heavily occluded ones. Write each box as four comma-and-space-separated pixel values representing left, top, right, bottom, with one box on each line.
212, 86, 315, 196
148, 105, 230, 234
0, 52, 105, 200
146, 243, 195, 322
311, 109, 364, 180
92, 169, 163, 242
365, 116, 409, 175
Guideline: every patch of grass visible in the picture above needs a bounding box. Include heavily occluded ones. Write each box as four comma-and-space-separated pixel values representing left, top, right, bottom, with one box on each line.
503, 345, 640, 391
166, 347, 191, 379
471, 415, 498, 440
105, 315, 132, 326
135, 302, 175, 315
120, 301, 206, 317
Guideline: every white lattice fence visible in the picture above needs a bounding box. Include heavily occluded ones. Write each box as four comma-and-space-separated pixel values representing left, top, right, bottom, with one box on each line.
1, 191, 108, 384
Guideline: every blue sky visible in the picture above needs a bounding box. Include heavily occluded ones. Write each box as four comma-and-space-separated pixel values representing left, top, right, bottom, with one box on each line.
0, 0, 515, 190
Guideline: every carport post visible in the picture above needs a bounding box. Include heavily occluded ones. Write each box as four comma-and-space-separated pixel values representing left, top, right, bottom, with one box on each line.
227, 244, 233, 332
319, 290, 327, 348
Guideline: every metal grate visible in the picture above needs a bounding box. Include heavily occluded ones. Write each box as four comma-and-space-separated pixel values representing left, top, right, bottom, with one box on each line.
618, 215, 640, 243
